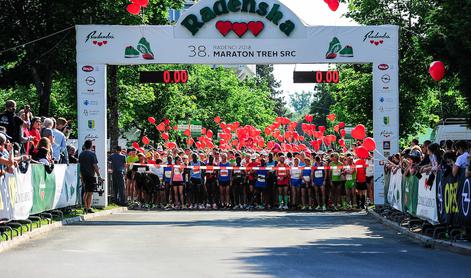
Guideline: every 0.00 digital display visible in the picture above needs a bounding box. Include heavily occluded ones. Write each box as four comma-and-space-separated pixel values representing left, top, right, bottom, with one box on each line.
293, 71, 340, 83
140, 70, 189, 84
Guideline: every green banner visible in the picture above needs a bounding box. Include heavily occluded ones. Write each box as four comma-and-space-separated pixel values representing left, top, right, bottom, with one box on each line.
402, 174, 419, 215
31, 166, 56, 214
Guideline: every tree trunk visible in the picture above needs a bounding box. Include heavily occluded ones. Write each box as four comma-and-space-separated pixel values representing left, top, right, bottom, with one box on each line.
108, 65, 120, 150
31, 65, 52, 116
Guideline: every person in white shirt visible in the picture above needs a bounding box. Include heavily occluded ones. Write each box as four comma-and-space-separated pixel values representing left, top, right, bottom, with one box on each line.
453, 141, 469, 177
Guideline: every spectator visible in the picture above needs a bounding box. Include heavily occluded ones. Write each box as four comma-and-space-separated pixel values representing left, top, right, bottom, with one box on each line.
56, 117, 71, 139
67, 145, 78, 163
0, 100, 24, 149
29, 117, 42, 149
51, 118, 68, 164
108, 146, 126, 205
0, 132, 14, 175
17, 108, 34, 155
79, 139, 103, 213
453, 140, 469, 177
40, 127, 55, 159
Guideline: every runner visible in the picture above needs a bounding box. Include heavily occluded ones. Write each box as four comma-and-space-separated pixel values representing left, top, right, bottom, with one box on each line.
290, 157, 302, 209
163, 155, 173, 209
329, 152, 343, 210
276, 155, 290, 210
343, 153, 356, 209
245, 154, 259, 209
355, 157, 368, 209
300, 158, 312, 210
205, 155, 218, 209
218, 153, 232, 208
172, 156, 185, 209
313, 156, 326, 211
125, 148, 139, 203
255, 159, 268, 209
232, 155, 245, 209
190, 153, 204, 209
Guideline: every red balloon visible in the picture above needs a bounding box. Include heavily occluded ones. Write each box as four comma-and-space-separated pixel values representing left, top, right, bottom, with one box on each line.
187, 138, 194, 146
163, 118, 170, 125
161, 132, 169, 141
132, 142, 140, 149
135, 0, 149, 7
339, 122, 345, 129
214, 116, 221, 124
166, 142, 177, 150
318, 126, 326, 133
305, 114, 313, 123
157, 123, 166, 132
355, 146, 369, 159
195, 141, 203, 149
362, 137, 376, 151
327, 113, 336, 122
147, 117, 156, 124
310, 140, 320, 151
264, 127, 272, 136
338, 139, 346, 147
351, 124, 366, 140
340, 129, 346, 138
184, 129, 191, 137
333, 125, 340, 133
429, 61, 445, 81
206, 129, 213, 138
325, 0, 339, 12
126, 3, 141, 15
142, 136, 150, 145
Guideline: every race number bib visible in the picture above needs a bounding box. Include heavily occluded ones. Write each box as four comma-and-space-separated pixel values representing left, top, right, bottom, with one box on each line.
332, 169, 341, 176
346, 174, 353, 180
315, 171, 323, 178
257, 175, 266, 182
220, 170, 229, 177
137, 168, 146, 173
303, 176, 311, 182
165, 171, 172, 178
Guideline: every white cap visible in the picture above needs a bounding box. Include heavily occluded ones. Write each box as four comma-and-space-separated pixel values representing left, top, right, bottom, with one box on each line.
250, 154, 257, 160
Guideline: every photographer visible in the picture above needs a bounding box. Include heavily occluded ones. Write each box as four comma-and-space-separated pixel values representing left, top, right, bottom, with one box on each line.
79, 139, 103, 213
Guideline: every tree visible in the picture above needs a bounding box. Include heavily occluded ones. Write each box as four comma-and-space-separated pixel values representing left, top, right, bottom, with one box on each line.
256, 65, 287, 116
341, 0, 470, 138
309, 84, 335, 127
289, 91, 313, 115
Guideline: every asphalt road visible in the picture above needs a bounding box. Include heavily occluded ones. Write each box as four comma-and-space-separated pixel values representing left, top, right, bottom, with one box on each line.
1, 211, 470, 278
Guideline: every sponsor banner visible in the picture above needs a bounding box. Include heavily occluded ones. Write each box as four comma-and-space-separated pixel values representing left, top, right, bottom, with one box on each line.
0, 165, 79, 221
77, 63, 108, 207
416, 173, 439, 224
76, 25, 399, 65
0, 175, 12, 220
56, 166, 79, 209
12, 167, 33, 220
458, 178, 471, 226
402, 174, 419, 215
388, 171, 403, 211
31, 166, 56, 214
383, 170, 391, 204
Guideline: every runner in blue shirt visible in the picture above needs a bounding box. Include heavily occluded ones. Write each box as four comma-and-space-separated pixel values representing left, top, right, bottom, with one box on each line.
301, 158, 313, 210
313, 156, 326, 211
190, 153, 203, 209
255, 159, 268, 209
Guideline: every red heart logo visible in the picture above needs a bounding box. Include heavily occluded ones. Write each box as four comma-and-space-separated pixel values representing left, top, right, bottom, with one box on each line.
232, 22, 248, 38
374, 41, 379, 46
216, 21, 232, 36
93, 40, 97, 45
379, 40, 384, 44
248, 21, 264, 37
98, 42, 103, 46
103, 40, 108, 45
370, 40, 374, 44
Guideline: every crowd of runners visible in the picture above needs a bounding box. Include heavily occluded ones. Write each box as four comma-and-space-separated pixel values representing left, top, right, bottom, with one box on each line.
109, 146, 375, 211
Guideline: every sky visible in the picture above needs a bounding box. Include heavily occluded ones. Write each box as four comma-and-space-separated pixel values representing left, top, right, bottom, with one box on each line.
273, 0, 357, 104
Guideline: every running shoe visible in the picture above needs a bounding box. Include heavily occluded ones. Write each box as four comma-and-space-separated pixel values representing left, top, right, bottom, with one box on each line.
339, 45, 354, 57
283, 204, 288, 210
212, 203, 218, 209
322, 205, 327, 211
124, 46, 140, 58
278, 204, 284, 210
315, 205, 321, 210
325, 37, 342, 59
137, 37, 154, 60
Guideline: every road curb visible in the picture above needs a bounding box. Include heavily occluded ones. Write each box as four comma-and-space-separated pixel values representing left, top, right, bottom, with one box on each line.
368, 210, 471, 256
0, 207, 127, 254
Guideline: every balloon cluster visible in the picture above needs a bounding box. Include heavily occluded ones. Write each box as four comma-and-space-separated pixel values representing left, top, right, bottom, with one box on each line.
137, 114, 376, 157
126, 0, 149, 15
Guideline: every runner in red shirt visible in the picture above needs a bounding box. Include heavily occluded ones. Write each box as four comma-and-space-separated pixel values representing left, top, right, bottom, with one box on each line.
245, 154, 260, 209
276, 155, 290, 210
